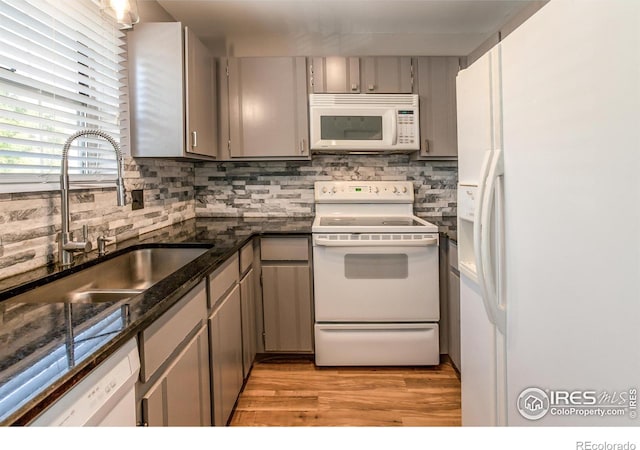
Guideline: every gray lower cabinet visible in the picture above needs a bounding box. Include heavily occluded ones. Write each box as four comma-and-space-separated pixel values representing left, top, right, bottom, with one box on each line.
438, 236, 449, 355
448, 241, 461, 371
240, 267, 257, 378
209, 284, 244, 426
137, 281, 210, 426
260, 237, 313, 353
141, 325, 211, 426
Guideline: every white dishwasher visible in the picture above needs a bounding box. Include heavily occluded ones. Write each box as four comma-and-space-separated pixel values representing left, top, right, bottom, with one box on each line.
29, 338, 140, 426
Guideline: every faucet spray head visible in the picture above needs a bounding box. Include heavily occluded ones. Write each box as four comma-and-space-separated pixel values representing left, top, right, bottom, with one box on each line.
116, 177, 127, 207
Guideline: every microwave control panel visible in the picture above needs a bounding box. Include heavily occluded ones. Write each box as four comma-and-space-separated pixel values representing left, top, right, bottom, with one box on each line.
397, 110, 417, 145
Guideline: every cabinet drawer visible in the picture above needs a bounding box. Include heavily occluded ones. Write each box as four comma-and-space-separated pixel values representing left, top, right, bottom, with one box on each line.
260, 237, 309, 261
448, 240, 458, 270
209, 253, 239, 307
139, 281, 207, 382
239, 241, 254, 275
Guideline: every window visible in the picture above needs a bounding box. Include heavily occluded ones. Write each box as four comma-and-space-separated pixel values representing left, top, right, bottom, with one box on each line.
0, 0, 127, 192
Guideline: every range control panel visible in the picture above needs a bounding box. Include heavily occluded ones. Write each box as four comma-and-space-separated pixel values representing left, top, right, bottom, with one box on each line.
315, 181, 415, 203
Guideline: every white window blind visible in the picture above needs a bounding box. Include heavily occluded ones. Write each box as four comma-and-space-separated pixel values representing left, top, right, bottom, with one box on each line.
0, 0, 127, 191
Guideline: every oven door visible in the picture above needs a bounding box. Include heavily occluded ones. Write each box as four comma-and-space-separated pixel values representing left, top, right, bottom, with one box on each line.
312, 233, 440, 322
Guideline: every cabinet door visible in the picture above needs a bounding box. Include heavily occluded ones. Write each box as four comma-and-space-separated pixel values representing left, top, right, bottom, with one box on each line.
141, 326, 211, 426
185, 27, 217, 158
209, 284, 243, 426
240, 268, 256, 378
416, 56, 459, 158
448, 269, 461, 371
361, 57, 413, 93
228, 57, 309, 158
128, 22, 185, 157
141, 377, 164, 427
309, 57, 360, 93
262, 264, 313, 352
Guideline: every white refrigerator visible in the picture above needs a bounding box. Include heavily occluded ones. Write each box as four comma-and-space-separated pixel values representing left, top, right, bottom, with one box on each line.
457, 0, 640, 426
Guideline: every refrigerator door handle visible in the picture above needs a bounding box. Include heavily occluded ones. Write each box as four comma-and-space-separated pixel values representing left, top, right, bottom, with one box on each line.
474, 149, 496, 324
480, 148, 507, 334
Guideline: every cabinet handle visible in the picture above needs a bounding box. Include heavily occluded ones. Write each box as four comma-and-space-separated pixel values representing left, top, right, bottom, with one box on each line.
367, 84, 375, 91
350, 83, 358, 91
191, 131, 198, 148
423, 139, 430, 154
299, 139, 306, 155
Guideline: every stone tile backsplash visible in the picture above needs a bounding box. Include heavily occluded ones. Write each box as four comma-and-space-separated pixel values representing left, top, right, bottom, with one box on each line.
0, 154, 457, 280
0, 157, 195, 279
195, 154, 457, 219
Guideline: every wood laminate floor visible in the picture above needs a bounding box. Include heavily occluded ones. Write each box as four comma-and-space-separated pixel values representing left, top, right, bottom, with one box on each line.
230, 357, 461, 426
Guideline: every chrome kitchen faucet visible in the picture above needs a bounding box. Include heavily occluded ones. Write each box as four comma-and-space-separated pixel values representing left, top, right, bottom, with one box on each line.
59, 129, 126, 267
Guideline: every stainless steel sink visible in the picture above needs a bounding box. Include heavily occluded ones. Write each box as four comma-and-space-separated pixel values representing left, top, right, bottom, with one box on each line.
9, 247, 208, 304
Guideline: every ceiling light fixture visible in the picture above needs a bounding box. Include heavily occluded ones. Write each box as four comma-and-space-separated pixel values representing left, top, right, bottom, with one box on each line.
100, 0, 140, 30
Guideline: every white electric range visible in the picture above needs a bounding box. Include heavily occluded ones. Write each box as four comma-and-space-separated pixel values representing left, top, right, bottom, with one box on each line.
312, 181, 441, 366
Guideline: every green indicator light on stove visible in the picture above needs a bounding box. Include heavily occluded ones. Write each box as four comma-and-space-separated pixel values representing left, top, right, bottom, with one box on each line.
355, 188, 362, 192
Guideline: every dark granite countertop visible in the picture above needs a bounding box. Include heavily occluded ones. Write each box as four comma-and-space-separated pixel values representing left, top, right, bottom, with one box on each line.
0, 216, 313, 426
0, 214, 456, 426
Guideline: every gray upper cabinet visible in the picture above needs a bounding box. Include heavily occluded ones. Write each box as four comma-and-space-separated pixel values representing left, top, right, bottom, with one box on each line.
309, 57, 360, 93
309, 56, 414, 94
414, 56, 459, 158
361, 57, 414, 93
185, 28, 218, 157
128, 22, 217, 159
223, 57, 309, 159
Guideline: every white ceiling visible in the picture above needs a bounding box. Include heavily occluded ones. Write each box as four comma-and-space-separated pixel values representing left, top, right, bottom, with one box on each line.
152, 0, 539, 56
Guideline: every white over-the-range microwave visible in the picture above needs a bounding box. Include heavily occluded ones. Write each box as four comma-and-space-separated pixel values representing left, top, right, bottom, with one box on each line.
309, 94, 420, 152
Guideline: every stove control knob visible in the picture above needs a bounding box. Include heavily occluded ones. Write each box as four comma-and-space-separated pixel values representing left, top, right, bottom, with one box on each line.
322, 187, 328, 194
392, 186, 398, 193
373, 186, 379, 194
402, 186, 408, 194
331, 186, 337, 194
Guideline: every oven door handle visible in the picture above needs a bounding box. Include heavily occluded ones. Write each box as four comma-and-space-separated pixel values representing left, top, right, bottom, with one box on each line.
314, 236, 438, 247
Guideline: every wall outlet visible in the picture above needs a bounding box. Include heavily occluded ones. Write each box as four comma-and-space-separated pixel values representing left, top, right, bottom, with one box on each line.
131, 189, 144, 210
